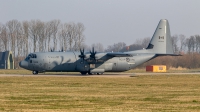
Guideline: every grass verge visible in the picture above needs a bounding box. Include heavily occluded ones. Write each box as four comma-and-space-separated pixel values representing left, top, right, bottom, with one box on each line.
0, 75, 200, 111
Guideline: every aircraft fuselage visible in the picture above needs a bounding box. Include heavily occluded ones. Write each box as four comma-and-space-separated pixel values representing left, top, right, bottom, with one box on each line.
19, 51, 155, 74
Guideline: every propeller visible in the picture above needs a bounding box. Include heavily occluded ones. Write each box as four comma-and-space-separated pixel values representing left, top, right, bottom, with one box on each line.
79, 47, 97, 63
61, 47, 64, 52
79, 48, 85, 60
59, 46, 64, 52
90, 47, 96, 61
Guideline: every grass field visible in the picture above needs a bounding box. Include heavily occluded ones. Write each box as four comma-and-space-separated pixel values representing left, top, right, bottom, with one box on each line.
0, 75, 200, 111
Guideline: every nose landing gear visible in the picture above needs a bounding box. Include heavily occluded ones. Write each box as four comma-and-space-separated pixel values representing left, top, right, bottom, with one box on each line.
80, 71, 87, 75
32, 71, 38, 75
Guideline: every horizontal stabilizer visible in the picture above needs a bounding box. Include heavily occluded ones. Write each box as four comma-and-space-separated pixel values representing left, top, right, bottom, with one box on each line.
156, 54, 182, 56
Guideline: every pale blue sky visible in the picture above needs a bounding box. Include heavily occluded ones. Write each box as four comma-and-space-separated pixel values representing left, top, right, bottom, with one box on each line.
1, 0, 200, 47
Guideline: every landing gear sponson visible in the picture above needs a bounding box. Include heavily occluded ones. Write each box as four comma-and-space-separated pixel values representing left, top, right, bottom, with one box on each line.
80, 71, 103, 75
31, 71, 103, 75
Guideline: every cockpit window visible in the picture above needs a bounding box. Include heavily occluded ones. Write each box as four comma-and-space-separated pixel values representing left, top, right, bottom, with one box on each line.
25, 53, 37, 61
25, 57, 30, 61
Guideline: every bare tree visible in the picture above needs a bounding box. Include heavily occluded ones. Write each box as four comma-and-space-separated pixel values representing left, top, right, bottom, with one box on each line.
185, 38, 191, 53
195, 35, 200, 53
171, 35, 179, 53
80, 43, 91, 51
190, 36, 195, 53
28, 20, 39, 52
91, 43, 104, 52
0, 24, 8, 51
15, 23, 25, 68
179, 34, 186, 52
73, 23, 85, 51
67, 23, 76, 51
22, 21, 29, 56
28, 20, 46, 52
6, 20, 21, 57
37, 21, 45, 52
186, 36, 195, 53
59, 23, 69, 51
141, 37, 151, 48
105, 42, 126, 52
50, 20, 60, 51
45, 21, 53, 51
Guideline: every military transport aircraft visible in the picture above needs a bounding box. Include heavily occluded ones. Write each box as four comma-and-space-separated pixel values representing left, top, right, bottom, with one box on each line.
19, 19, 179, 75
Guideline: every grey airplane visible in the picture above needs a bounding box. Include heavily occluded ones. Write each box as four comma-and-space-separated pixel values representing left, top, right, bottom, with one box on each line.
19, 19, 179, 75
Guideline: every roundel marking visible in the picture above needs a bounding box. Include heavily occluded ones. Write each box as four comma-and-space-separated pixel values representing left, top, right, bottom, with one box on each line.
126, 58, 130, 62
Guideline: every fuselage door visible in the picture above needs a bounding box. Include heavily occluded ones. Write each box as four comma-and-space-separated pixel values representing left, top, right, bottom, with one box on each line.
47, 56, 53, 70
76, 60, 89, 72
111, 57, 119, 71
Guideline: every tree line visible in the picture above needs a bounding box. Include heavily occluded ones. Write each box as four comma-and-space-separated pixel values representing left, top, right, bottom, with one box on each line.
0, 19, 86, 57
104, 35, 200, 54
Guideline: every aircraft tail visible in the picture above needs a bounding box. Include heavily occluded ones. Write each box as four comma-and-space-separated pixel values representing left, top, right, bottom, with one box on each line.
146, 19, 174, 55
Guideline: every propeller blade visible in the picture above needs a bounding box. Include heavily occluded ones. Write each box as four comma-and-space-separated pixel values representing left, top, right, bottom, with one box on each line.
79, 48, 85, 60
89, 47, 97, 61
61, 46, 64, 52
92, 47, 94, 53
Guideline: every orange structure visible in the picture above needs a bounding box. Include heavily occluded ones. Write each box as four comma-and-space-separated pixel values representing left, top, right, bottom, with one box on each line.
146, 65, 166, 72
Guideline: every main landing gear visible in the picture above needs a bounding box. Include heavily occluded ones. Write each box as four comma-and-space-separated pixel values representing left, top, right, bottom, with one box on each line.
80, 71, 103, 75
80, 72, 87, 75
88, 71, 93, 75
32, 71, 38, 75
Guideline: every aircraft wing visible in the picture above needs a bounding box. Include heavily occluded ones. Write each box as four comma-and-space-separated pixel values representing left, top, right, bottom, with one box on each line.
106, 52, 133, 57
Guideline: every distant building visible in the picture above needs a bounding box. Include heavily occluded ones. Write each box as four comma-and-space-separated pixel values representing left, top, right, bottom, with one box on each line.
0, 51, 14, 69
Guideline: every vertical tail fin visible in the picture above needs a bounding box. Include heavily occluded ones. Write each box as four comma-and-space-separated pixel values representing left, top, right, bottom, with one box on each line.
146, 19, 174, 54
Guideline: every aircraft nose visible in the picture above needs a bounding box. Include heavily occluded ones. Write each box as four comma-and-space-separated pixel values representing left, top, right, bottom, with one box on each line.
19, 60, 28, 68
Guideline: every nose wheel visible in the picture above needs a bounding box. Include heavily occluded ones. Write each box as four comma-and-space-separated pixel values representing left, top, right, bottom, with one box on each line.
32, 71, 38, 75
80, 72, 87, 75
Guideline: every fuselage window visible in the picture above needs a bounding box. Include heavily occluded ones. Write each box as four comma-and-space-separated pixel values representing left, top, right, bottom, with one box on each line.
32, 54, 37, 58
24, 54, 38, 62
25, 57, 30, 61
33, 54, 37, 58
26, 54, 37, 59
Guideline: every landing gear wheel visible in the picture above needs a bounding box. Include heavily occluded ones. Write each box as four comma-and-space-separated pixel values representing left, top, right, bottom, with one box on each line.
32, 71, 38, 75
80, 72, 87, 75
88, 71, 93, 75
97, 73, 103, 75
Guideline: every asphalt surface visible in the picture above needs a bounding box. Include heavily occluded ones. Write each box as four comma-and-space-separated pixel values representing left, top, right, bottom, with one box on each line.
1, 72, 200, 77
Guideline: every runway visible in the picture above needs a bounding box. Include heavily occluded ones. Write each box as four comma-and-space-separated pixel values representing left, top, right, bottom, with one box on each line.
1, 72, 200, 77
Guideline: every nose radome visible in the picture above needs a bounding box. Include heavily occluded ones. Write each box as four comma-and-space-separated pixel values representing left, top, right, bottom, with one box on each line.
19, 60, 28, 68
